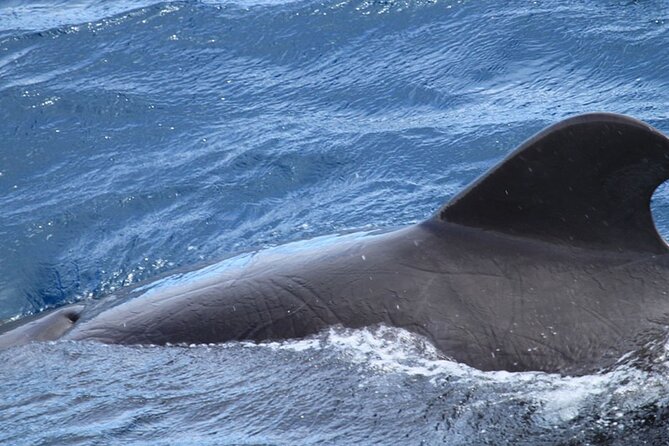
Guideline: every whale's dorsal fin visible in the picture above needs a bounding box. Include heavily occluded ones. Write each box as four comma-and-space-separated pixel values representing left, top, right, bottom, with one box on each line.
438, 113, 669, 254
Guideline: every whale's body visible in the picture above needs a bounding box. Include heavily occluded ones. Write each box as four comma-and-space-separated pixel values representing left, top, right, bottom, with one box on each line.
3, 113, 669, 376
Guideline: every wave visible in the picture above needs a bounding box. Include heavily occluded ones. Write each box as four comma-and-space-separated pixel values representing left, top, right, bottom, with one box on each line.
4, 325, 669, 444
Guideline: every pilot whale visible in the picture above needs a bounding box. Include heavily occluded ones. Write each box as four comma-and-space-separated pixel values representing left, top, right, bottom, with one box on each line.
3, 112, 669, 376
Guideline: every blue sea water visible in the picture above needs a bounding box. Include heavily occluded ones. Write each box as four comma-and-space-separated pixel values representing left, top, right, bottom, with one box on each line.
2, 0, 669, 444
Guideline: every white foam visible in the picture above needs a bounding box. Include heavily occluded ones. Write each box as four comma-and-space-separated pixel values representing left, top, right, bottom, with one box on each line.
234, 324, 669, 429
133, 322, 669, 431
246, 338, 322, 352
534, 375, 608, 423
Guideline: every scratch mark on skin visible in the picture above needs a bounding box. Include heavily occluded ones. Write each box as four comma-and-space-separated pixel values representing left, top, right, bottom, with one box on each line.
439, 324, 494, 363
270, 278, 330, 327
449, 282, 497, 345
574, 304, 624, 339
398, 261, 506, 278
405, 275, 436, 319
506, 330, 574, 362
284, 275, 341, 322
609, 256, 662, 271
240, 282, 282, 339
588, 273, 607, 293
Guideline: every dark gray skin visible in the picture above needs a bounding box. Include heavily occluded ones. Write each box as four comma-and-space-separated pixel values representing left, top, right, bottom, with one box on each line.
3, 112, 669, 376
0, 305, 84, 347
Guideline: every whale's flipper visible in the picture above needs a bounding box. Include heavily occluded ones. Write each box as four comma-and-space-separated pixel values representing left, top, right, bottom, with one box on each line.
0, 305, 84, 348
439, 113, 669, 253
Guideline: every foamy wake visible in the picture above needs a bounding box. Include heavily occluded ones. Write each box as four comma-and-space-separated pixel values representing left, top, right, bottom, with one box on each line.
238, 324, 669, 425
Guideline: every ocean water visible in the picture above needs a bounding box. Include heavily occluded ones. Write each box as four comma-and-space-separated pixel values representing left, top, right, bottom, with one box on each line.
2, 0, 669, 444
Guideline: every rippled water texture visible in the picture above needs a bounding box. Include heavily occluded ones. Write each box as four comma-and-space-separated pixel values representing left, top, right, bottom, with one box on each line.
2, 0, 669, 444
